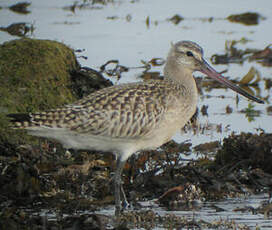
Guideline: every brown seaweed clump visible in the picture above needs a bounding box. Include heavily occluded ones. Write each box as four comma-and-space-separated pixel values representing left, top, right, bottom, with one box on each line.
215, 132, 272, 174
227, 12, 263, 25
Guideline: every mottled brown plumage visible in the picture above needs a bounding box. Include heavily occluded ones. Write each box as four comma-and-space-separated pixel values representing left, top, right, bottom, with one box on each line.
8, 41, 263, 216
9, 80, 192, 137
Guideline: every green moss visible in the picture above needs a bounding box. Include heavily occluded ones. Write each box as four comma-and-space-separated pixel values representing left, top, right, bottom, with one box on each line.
0, 38, 80, 149
0, 38, 79, 112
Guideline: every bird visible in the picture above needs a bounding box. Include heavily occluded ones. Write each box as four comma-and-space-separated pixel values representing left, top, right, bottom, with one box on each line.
7, 41, 264, 216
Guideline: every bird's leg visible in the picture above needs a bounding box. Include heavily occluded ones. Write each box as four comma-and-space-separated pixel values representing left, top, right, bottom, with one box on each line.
115, 155, 126, 216
120, 184, 129, 209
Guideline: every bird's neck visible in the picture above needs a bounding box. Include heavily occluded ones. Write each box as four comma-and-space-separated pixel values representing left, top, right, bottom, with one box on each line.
163, 61, 198, 123
163, 61, 197, 94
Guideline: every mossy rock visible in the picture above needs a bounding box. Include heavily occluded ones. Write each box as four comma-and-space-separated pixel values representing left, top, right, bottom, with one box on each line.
0, 38, 80, 112
0, 38, 80, 149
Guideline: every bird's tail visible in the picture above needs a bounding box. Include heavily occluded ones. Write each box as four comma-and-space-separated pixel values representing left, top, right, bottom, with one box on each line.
7, 113, 32, 128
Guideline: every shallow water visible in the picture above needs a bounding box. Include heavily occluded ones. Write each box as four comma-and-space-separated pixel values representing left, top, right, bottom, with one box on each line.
1, 0, 272, 228
97, 194, 272, 229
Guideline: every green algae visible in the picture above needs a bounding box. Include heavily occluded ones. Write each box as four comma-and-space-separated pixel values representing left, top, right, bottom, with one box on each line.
0, 38, 79, 112
0, 38, 80, 147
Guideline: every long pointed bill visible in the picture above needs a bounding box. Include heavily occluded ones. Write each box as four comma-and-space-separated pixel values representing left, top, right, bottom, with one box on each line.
200, 59, 264, 104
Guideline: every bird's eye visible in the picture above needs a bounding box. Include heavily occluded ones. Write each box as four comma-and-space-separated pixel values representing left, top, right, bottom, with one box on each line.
186, 51, 194, 57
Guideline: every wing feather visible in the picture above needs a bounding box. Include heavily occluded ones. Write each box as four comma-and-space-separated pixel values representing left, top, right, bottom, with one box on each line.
15, 80, 185, 139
